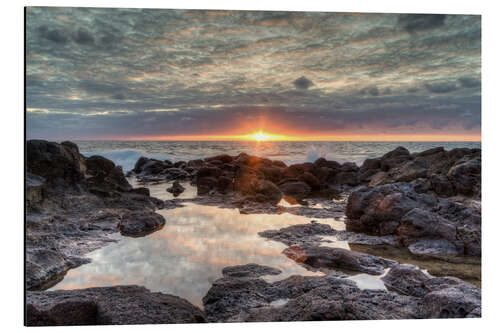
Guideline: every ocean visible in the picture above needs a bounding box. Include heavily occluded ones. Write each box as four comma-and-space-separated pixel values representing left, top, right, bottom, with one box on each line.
75, 140, 481, 172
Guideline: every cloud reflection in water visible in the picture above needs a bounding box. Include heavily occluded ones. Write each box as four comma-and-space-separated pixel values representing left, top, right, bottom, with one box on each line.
50, 203, 346, 306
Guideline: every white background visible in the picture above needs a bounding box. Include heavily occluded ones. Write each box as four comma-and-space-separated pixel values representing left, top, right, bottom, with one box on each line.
2, 0, 499, 331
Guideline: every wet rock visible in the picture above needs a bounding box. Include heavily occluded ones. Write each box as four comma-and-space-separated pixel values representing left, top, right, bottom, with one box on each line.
279, 181, 311, 199
216, 175, 233, 193
259, 221, 336, 246
203, 268, 422, 322
27, 172, 46, 208
196, 176, 218, 195
26, 285, 206, 325
380, 147, 411, 171
205, 154, 234, 164
382, 264, 431, 297
398, 208, 459, 248
164, 167, 189, 180
187, 159, 205, 168
334, 171, 359, 186
408, 239, 461, 258
361, 158, 381, 170
173, 161, 186, 168
26, 248, 90, 291
386, 159, 428, 183
447, 158, 481, 197
85, 155, 116, 176
421, 277, 481, 318
283, 163, 314, 179
430, 174, 456, 197
418, 147, 445, 157
369, 171, 388, 186
118, 211, 166, 237
167, 180, 185, 196
196, 166, 223, 179
259, 166, 284, 183
87, 164, 132, 193
129, 187, 150, 196
27, 140, 86, 185
222, 264, 282, 278
345, 183, 437, 235
314, 157, 341, 170
284, 245, 396, 275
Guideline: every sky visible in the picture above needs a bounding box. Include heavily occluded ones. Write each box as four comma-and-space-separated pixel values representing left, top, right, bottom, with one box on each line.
26, 7, 481, 141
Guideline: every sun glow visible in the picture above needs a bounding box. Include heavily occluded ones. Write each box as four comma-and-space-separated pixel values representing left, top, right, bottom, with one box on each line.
239, 131, 290, 141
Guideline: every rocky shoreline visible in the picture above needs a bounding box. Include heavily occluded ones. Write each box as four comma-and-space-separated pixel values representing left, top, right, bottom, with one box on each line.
25, 140, 481, 325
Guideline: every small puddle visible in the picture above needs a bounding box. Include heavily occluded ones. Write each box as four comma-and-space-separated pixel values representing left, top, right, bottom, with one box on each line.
49, 200, 345, 307
349, 244, 481, 288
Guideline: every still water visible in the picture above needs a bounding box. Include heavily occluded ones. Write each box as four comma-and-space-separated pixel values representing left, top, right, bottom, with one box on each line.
49, 180, 480, 305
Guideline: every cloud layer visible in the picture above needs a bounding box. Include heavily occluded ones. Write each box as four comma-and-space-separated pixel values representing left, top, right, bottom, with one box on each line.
26, 8, 481, 140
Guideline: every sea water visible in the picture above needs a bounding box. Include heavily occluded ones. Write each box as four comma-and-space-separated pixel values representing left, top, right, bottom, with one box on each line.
75, 140, 481, 172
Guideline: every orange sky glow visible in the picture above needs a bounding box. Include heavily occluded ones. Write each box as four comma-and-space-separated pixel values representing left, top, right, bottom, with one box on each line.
111, 131, 481, 142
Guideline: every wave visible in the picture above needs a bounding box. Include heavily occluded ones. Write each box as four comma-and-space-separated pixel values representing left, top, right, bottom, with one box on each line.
81, 149, 175, 172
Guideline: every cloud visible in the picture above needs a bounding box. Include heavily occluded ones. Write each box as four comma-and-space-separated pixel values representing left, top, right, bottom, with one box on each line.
293, 76, 314, 90
73, 28, 95, 45
424, 82, 459, 94
25, 8, 481, 140
38, 25, 68, 44
398, 14, 447, 33
458, 76, 481, 88
368, 87, 379, 96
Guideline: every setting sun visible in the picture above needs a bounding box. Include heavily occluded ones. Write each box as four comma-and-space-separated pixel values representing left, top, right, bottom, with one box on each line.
237, 131, 292, 141
252, 131, 270, 141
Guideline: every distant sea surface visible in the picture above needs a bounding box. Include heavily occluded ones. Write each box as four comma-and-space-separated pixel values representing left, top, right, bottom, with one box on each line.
75, 141, 481, 172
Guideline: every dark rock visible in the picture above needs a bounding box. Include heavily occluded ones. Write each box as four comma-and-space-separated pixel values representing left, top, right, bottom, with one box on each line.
197, 176, 218, 195
418, 147, 445, 157
421, 277, 481, 318
252, 180, 283, 204
361, 158, 381, 170
129, 187, 150, 196
408, 239, 461, 258
283, 245, 396, 275
398, 208, 459, 249
430, 174, 456, 197
167, 180, 185, 196
382, 264, 431, 297
173, 161, 186, 168
259, 166, 284, 183
298, 171, 321, 189
314, 158, 341, 170
118, 211, 166, 237
133, 156, 149, 173
272, 160, 287, 168
334, 171, 359, 186
345, 183, 436, 235
27, 140, 86, 185
86, 155, 116, 176
203, 268, 421, 322
341, 162, 359, 172
222, 264, 282, 278
205, 154, 234, 164
196, 166, 223, 179
382, 146, 410, 159
26, 172, 46, 208
26, 285, 206, 325
447, 158, 481, 196
164, 167, 189, 180
187, 159, 204, 168
217, 176, 233, 193
279, 181, 311, 199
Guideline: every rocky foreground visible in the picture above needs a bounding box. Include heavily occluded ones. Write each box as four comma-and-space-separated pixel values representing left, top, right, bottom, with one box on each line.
26, 140, 481, 325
